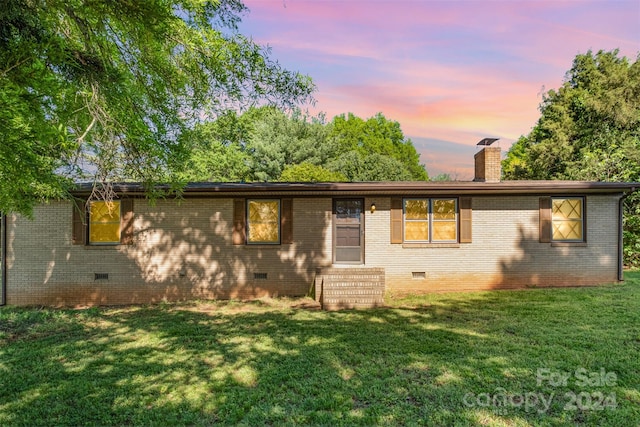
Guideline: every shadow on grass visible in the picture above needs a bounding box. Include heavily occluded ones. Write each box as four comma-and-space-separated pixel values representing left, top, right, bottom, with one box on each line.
1, 276, 639, 425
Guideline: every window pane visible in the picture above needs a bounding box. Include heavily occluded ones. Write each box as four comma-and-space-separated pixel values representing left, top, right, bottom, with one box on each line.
402, 198, 459, 243
336, 200, 362, 219
249, 200, 278, 222
90, 201, 120, 223
553, 199, 582, 220
553, 220, 583, 240
248, 200, 280, 243
432, 221, 457, 241
405, 199, 428, 219
404, 221, 428, 241
90, 224, 121, 243
433, 199, 456, 220
249, 223, 279, 243
89, 201, 121, 244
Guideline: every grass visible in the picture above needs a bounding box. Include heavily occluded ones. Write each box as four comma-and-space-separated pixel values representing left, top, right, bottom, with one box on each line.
1, 273, 639, 426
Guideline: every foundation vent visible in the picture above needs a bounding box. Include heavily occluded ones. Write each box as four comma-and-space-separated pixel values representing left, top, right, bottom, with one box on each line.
412, 272, 426, 279
253, 273, 268, 280
94, 273, 109, 280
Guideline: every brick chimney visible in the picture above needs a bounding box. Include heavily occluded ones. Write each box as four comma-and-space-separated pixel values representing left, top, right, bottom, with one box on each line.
473, 138, 501, 182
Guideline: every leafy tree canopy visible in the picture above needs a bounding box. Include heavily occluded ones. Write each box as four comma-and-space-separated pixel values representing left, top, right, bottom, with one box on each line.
179, 107, 429, 183
329, 113, 428, 181
0, 0, 314, 214
245, 107, 334, 181
279, 163, 347, 182
503, 49, 639, 181
326, 151, 414, 181
175, 118, 251, 183
502, 49, 640, 266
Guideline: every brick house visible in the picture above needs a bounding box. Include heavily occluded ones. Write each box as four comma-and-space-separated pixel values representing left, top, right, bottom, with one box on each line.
1, 144, 637, 308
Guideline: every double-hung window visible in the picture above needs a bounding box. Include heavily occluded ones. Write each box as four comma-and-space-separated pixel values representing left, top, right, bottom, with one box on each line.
539, 196, 585, 243
403, 198, 457, 243
551, 197, 584, 242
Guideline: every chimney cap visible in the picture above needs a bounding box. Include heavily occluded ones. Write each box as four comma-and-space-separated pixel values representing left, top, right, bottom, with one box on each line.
477, 138, 499, 146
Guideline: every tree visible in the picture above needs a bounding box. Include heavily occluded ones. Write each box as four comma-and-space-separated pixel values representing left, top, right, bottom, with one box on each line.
0, 0, 314, 214
245, 107, 334, 181
179, 108, 429, 183
326, 151, 414, 181
279, 163, 346, 182
329, 113, 428, 181
176, 116, 251, 182
502, 49, 640, 266
432, 173, 454, 182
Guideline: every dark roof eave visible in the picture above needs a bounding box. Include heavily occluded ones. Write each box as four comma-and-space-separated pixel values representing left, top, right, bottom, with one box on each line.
70, 181, 640, 197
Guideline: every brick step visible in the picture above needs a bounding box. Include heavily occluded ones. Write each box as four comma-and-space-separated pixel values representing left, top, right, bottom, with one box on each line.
322, 288, 384, 295
314, 267, 385, 310
323, 282, 381, 287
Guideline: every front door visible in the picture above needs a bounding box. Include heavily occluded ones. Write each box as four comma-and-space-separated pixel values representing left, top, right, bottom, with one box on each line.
333, 199, 364, 264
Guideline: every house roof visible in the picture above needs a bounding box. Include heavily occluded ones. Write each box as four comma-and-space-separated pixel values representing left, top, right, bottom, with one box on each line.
71, 181, 639, 198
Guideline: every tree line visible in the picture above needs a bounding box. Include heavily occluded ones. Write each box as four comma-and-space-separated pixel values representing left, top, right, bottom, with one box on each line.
177, 108, 428, 183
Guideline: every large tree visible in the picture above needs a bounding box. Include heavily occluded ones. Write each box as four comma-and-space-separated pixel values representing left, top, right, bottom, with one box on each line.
329, 113, 428, 181
0, 0, 314, 214
175, 115, 252, 183
502, 49, 640, 266
245, 107, 335, 181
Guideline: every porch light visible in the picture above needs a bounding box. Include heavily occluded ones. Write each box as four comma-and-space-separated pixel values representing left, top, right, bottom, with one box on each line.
370, 202, 376, 214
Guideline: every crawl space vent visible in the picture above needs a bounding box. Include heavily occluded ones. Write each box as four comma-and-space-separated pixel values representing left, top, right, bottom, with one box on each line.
412, 272, 426, 279
253, 273, 268, 280
94, 273, 109, 280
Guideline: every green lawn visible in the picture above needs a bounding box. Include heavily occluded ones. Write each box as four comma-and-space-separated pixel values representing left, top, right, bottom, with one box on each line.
1, 273, 639, 426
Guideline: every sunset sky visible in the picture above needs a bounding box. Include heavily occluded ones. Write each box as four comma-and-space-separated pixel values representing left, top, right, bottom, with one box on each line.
239, 0, 640, 179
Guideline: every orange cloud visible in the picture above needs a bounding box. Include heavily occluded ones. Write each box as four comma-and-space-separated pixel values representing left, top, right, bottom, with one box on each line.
241, 0, 640, 177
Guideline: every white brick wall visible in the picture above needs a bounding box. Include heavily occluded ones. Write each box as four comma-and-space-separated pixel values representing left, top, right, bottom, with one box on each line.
7, 198, 334, 305
364, 195, 619, 294
6, 194, 620, 305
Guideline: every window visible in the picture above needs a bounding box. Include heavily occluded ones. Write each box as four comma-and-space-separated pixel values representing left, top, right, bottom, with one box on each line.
247, 199, 280, 244
72, 199, 134, 246
89, 201, 121, 244
403, 198, 457, 243
232, 198, 293, 246
551, 197, 584, 242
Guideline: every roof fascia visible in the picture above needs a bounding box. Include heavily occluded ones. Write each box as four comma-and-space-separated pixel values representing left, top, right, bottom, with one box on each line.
70, 181, 640, 198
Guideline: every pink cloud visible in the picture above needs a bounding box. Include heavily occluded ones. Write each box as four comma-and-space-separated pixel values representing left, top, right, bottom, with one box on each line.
241, 0, 640, 176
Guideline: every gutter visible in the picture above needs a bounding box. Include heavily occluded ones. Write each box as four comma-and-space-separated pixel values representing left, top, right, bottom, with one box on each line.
1, 213, 5, 306
70, 181, 640, 198
619, 186, 637, 281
